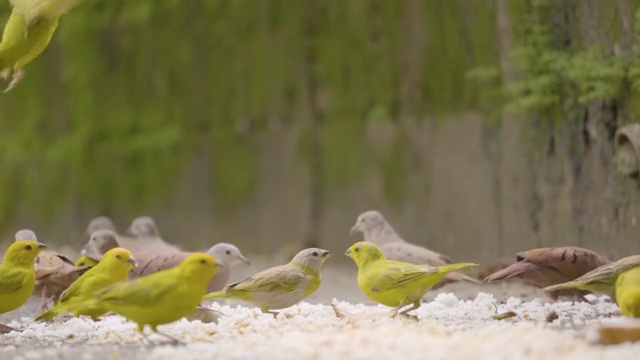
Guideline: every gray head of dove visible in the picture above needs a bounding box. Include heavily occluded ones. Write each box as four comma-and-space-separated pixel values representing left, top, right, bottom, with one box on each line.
207, 243, 251, 267
126, 216, 160, 238
290, 248, 331, 273
86, 216, 116, 236
82, 229, 120, 260
350, 210, 391, 237
14, 229, 38, 241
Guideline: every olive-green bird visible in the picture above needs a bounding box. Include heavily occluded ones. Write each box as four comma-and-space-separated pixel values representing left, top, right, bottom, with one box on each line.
542, 255, 640, 301
202, 248, 331, 315
615, 265, 640, 318
35, 247, 136, 321
0, 240, 46, 333
1, 0, 84, 92
65, 253, 220, 343
346, 241, 477, 317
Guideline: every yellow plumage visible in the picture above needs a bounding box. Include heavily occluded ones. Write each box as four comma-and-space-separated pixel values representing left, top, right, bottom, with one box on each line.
0, 240, 46, 331
616, 265, 640, 318
346, 241, 477, 316
35, 247, 136, 321
66, 253, 220, 341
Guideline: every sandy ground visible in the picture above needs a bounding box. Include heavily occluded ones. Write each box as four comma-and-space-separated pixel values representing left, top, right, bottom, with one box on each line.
1, 256, 639, 359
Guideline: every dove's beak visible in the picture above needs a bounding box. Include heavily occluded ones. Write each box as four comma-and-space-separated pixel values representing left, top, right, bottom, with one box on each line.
37, 243, 47, 249
349, 223, 360, 235
239, 255, 251, 266
128, 256, 138, 267
216, 262, 224, 269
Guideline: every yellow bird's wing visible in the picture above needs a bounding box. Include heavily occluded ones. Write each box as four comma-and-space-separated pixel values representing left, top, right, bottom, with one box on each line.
226, 265, 305, 294
367, 261, 438, 290
0, 266, 27, 295
95, 271, 176, 306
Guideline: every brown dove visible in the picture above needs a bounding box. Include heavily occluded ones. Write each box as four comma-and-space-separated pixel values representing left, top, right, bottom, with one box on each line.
118, 216, 181, 254
130, 243, 250, 293
484, 246, 610, 299
350, 210, 479, 286
13, 229, 88, 312
33, 251, 89, 312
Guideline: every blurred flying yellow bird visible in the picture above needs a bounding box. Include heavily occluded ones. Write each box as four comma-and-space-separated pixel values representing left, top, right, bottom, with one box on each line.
0, 0, 84, 92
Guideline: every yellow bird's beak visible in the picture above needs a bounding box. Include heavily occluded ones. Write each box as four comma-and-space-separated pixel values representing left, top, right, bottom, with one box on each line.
128, 256, 138, 267
321, 251, 331, 259
37, 243, 47, 249
344, 248, 351, 257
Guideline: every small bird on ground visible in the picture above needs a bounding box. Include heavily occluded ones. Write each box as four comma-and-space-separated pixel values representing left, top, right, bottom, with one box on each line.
85, 216, 117, 236
35, 247, 136, 321
0, 240, 46, 333
542, 255, 640, 301
345, 241, 476, 317
131, 242, 250, 292
202, 248, 330, 316
350, 210, 480, 286
78, 229, 120, 264
484, 246, 609, 300
119, 216, 181, 254
65, 253, 220, 343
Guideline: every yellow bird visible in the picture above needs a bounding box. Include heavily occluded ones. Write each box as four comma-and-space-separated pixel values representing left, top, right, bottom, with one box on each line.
615, 265, 640, 318
1, 0, 84, 92
35, 247, 136, 321
66, 253, 220, 343
74, 255, 98, 268
0, 240, 46, 333
346, 241, 477, 316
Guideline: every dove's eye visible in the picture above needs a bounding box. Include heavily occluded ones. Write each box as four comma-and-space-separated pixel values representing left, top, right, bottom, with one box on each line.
226, 250, 231, 255
25, 245, 32, 251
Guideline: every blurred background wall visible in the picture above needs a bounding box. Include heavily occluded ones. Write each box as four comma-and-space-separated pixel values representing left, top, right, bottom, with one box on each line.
0, 0, 639, 263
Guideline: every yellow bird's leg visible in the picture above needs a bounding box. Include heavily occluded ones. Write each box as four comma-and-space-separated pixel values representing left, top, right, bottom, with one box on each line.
260, 306, 279, 318
399, 300, 421, 315
147, 325, 183, 345
390, 297, 410, 318
399, 300, 421, 321
3, 69, 24, 93
0, 323, 19, 334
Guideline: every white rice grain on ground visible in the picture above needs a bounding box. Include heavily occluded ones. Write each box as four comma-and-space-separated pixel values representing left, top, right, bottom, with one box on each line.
1, 259, 639, 359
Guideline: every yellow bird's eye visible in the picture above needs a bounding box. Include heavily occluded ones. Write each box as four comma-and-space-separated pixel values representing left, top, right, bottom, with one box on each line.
25, 245, 32, 251
354, 247, 359, 253
312, 251, 318, 257
199, 259, 207, 265
115, 254, 122, 259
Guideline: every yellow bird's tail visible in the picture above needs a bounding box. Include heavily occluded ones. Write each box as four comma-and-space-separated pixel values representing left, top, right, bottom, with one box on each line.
436, 262, 478, 274
202, 290, 226, 301
34, 307, 59, 322
541, 281, 579, 293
